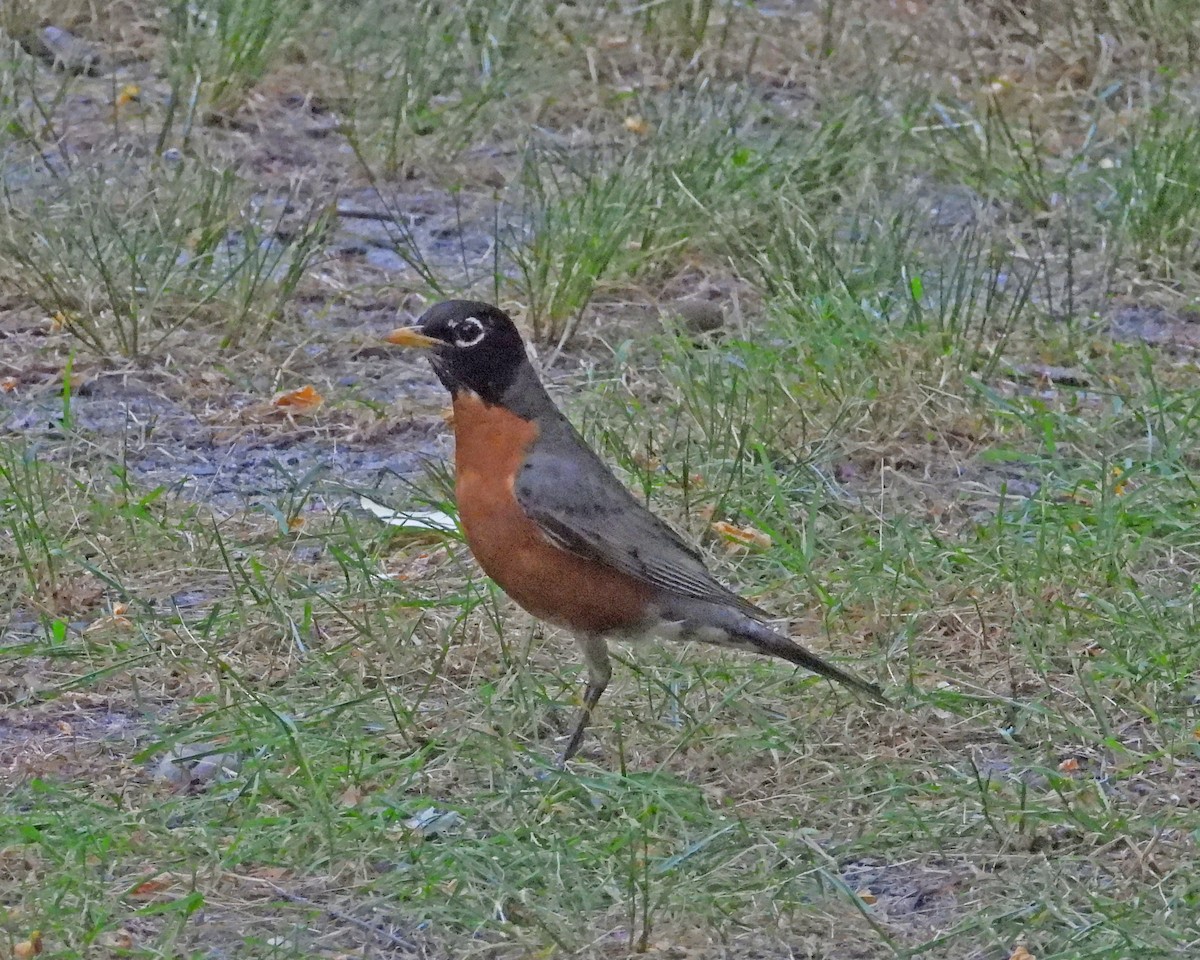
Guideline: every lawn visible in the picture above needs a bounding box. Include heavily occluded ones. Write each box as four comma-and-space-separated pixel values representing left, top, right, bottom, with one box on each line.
2, 1, 1200, 957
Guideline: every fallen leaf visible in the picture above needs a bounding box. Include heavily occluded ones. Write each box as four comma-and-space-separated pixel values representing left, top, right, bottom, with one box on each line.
129, 877, 172, 899
0, 376, 17, 392
98, 930, 135, 950
712, 521, 772, 550
1058, 758, 1080, 773
85, 602, 132, 633
1008, 946, 1036, 960
856, 888, 877, 905
272, 384, 324, 413
115, 83, 140, 106
249, 866, 289, 881
359, 496, 458, 533
339, 785, 364, 807
624, 115, 650, 135
13, 931, 43, 959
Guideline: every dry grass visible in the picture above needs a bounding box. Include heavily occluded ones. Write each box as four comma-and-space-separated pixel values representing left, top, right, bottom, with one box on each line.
3, 1, 1200, 958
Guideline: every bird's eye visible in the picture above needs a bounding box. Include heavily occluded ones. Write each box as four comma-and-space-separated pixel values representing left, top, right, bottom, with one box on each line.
453, 317, 486, 348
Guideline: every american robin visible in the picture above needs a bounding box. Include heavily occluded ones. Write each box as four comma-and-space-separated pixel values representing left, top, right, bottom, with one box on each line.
387, 300, 886, 761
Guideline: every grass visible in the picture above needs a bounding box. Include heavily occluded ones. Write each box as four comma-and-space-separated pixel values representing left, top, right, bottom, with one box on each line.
162, 0, 314, 118
3, 0, 1200, 958
0, 157, 329, 357
329, 0, 543, 178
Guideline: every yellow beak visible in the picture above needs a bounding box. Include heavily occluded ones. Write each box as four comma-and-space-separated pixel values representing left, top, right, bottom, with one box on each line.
385, 326, 441, 349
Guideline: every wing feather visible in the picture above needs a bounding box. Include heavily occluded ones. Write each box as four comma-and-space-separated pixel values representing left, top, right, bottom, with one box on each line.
514, 432, 769, 620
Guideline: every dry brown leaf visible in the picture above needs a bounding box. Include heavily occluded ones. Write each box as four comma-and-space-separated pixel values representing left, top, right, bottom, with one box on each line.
1058, 758, 1080, 773
339, 785, 364, 807
85, 603, 132, 633
1008, 946, 1036, 960
13, 932, 43, 959
273, 384, 324, 413
98, 930, 134, 950
712, 521, 772, 550
249, 866, 290, 881
0, 377, 17, 392
856, 888, 877, 905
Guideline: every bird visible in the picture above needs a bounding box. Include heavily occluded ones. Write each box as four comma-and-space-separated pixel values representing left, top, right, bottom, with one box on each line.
387, 300, 886, 762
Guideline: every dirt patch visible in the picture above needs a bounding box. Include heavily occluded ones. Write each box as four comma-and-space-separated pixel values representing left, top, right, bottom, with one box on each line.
0, 327, 455, 512
0, 692, 151, 784
840, 856, 965, 936
1108, 302, 1200, 354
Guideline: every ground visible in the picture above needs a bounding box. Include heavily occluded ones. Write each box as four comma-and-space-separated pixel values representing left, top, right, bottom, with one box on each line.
2, 1, 1200, 958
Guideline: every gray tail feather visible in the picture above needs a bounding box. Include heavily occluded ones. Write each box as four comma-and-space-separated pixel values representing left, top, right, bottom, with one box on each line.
739, 618, 888, 704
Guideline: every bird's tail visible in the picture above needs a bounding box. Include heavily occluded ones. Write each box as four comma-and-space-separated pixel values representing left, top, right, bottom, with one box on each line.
657, 599, 888, 704
743, 619, 887, 703
691, 610, 887, 704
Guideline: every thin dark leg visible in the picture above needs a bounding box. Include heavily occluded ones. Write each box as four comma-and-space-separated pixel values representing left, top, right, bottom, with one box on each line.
560, 635, 611, 764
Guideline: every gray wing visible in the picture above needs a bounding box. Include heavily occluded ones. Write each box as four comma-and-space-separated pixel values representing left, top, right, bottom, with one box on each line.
514, 431, 770, 620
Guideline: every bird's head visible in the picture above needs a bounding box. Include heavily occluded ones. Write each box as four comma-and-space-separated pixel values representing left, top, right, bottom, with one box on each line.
387, 300, 528, 402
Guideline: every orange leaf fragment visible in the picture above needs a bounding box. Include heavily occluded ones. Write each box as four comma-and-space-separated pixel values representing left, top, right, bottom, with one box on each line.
129, 877, 171, 899
712, 521, 772, 550
0, 376, 17, 392
115, 83, 141, 107
1057, 758, 1080, 773
272, 384, 324, 413
1008, 946, 1036, 960
85, 602, 132, 633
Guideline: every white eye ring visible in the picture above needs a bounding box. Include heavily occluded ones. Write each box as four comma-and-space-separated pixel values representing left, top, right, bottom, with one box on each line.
453, 316, 486, 348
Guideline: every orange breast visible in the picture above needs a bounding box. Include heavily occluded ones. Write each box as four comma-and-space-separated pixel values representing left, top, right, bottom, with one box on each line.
451, 391, 654, 635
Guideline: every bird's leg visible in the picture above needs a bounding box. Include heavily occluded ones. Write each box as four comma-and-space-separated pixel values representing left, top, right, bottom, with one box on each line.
560, 635, 611, 764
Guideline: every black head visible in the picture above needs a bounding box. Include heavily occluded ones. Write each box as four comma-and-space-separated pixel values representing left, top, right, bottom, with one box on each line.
387, 300, 530, 403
